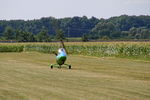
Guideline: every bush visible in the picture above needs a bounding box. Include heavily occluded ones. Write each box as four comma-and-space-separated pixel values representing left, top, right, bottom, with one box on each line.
0, 45, 24, 52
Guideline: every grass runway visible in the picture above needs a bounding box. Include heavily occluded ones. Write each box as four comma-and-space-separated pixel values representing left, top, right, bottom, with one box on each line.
0, 52, 150, 100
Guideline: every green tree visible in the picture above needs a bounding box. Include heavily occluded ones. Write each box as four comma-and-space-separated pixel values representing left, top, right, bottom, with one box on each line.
55, 29, 65, 41
101, 36, 110, 40
36, 28, 51, 42
121, 31, 129, 39
15, 30, 24, 42
3, 26, 14, 40
91, 22, 117, 39
25, 32, 35, 42
140, 28, 150, 39
15, 30, 35, 42
82, 34, 89, 42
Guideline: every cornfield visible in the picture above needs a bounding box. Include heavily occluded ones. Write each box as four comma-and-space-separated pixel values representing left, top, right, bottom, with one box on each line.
0, 42, 150, 59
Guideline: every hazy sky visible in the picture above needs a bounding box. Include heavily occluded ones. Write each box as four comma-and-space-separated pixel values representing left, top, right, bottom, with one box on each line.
0, 0, 150, 20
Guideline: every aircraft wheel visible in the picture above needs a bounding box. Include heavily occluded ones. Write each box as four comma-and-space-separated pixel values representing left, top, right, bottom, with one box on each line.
51, 65, 53, 69
69, 65, 71, 69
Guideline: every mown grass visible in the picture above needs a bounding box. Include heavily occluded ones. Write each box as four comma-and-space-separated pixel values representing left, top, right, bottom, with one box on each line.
0, 52, 150, 100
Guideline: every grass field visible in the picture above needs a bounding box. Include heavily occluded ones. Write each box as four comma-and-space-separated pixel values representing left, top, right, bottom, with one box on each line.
0, 52, 150, 100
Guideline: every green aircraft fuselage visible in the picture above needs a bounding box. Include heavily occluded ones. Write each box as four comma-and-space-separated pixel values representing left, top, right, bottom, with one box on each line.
56, 48, 67, 65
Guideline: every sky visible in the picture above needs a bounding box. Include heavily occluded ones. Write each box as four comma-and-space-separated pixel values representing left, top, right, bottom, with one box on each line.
0, 0, 150, 20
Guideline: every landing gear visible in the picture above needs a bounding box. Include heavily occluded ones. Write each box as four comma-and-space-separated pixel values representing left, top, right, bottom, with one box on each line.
50, 64, 71, 69
50, 65, 53, 69
69, 65, 71, 69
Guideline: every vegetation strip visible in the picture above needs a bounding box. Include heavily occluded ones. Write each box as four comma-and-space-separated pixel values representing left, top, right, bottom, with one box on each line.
0, 42, 150, 60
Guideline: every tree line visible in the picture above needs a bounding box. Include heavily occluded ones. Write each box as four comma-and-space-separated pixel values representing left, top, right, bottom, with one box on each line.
90, 15, 150, 40
0, 15, 150, 42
